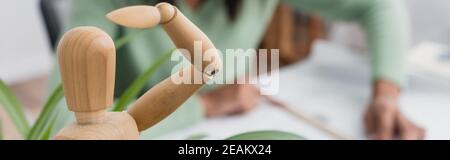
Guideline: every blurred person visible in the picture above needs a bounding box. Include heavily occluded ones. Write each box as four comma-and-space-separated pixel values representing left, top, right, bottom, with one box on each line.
52, 0, 423, 139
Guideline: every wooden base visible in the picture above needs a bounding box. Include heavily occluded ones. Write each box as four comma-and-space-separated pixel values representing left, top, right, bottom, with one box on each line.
54, 112, 140, 140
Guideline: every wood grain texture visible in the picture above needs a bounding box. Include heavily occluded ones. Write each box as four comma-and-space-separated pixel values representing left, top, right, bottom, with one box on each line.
57, 27, 116, 113
54, 112, 139, 140
158, 3, 221, 77
128, 66, 204, 131
107, 3, 222, 132
106, 3, 221, 77
106, 6, 161, 29
55, 3, 223, 139
55, 27, 140, 140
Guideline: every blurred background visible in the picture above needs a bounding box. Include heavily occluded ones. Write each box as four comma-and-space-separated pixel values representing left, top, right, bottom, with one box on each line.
1, 0, 450, 140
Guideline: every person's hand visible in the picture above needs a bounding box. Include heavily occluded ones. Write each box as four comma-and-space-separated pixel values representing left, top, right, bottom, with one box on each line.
200, 84, 261, 117
364, 80, 425, 140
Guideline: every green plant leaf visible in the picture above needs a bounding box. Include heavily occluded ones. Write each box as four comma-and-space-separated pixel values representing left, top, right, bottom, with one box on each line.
0, 79, 29, 138
225, 130, 305, 140
112, 48, 175, 111
186, 133, 209, 140
115, 30, 146, 49
26, 84, 63, 140
0, 119, 3, 140
39, 112, 60, 140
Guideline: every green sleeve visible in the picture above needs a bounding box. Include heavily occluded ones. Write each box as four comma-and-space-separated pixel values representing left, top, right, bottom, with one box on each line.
64, 0, 119, 37
282, 0, 409, 87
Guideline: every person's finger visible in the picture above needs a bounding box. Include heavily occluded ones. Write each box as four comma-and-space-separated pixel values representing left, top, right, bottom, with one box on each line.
228, 104, 246, 115
375, 106, 395, 140
364, 109, 376, 137
202, 84, 242, 117
237, 84, 260, 112
397, 114, 425, 140
418, 127, 426, 140
397, 114, 415, 140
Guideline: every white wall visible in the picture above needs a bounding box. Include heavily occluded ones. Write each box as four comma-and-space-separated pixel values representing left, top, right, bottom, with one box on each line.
329, 0, 450, 51
408, 0, 450, 45
0, 0, 52, 84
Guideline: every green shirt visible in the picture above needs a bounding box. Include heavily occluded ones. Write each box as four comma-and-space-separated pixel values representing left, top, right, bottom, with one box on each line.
53, 0, 408, 139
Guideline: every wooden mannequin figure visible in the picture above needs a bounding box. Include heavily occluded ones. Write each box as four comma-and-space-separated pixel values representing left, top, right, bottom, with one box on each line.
54, 2, 221, 140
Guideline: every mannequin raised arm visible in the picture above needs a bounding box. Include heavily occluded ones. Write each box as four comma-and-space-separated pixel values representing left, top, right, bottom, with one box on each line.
107, 2, 221, 76
54, 3, 221, 139
107, 2, 222, 131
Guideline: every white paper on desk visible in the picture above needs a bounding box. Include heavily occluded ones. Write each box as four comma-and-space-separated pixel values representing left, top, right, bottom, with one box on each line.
161, 41, 370, 140
409, 42, 450, 80
273, 41, 370, 139
276, 41, 450, 139
160, 41, 450, 140
159, 102, 336, 140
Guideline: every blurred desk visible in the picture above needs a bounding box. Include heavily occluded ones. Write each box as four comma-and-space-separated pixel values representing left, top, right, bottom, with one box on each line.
160, 41, 450, 140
